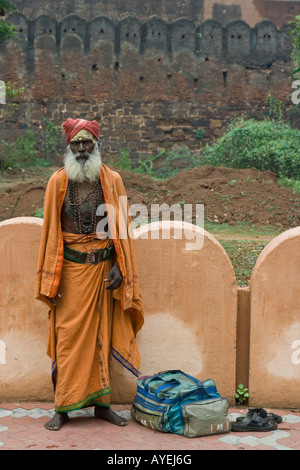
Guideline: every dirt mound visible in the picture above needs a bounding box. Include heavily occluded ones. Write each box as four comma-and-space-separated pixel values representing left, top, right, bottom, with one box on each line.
0, 165, 299, 229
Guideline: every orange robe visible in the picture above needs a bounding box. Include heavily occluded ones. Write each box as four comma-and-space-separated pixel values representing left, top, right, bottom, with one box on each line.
35, 164, 144, 412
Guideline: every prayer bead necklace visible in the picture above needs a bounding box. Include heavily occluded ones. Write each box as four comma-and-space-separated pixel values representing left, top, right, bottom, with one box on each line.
67, 180, 104, 264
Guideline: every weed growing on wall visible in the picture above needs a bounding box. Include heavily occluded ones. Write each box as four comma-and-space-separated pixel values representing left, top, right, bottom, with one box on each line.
117, 148, 132, 171
194, 128, 205, 140
0, 1, 18, 43
41, 119, 62, 164
124, 147, 202, 180
0, 130, 49, 171
235, 384, 249, 405
0, 81, 24, 142
289, 15, 300, 78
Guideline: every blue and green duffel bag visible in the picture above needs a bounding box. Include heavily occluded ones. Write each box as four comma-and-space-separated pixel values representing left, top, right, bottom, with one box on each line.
131, 369, 231, 437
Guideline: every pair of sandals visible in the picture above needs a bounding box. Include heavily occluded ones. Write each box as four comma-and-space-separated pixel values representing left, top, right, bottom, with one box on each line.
231, 407, 282, 432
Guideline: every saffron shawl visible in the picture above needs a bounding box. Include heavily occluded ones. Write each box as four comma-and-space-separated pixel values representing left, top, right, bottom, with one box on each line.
35, 164, 144, 376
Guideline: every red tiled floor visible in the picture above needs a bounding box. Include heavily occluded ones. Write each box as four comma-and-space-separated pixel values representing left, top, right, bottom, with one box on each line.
0, 403, 299, 451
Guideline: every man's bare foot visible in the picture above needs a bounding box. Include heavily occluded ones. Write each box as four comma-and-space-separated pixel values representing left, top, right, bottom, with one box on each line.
44, 412, 69, 431
94, 405, 128, 426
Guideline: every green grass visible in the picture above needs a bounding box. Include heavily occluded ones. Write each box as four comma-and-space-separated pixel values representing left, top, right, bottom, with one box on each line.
219, 239, 269, 286
203, 220, 283, 238
278, 177, 300, 194
202, 220, 284, 286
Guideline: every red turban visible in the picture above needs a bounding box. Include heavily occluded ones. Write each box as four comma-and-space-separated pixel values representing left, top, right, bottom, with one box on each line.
62, 118, 100, 145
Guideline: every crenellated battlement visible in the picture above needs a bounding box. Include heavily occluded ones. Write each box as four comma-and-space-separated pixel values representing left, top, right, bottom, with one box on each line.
1, 13, 293, 67
0, 13, 296, 162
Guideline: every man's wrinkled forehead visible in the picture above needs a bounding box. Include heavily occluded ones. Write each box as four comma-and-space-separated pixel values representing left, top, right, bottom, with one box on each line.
70, 129, 97, 143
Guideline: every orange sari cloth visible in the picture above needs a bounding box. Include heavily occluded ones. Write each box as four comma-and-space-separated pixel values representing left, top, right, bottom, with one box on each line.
48, 233, 113, 412
36, 165, 144, 411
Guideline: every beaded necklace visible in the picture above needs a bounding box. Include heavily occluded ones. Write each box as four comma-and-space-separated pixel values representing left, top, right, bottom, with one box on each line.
67, 180, 104, 264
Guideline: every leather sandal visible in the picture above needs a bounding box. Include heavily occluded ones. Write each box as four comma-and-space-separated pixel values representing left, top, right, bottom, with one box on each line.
231, 411, 277, 432
236, 407, 282, 424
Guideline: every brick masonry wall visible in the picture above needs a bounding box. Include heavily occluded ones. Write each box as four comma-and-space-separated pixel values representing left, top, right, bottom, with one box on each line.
10, 0, 300, 27
0, 12, 296, 164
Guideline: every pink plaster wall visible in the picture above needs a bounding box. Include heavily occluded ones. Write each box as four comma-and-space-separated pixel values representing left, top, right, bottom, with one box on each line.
1, 217, 299, 408
111, 221, 237, 404
249, 227, 300, 408
0, 217, 52, 401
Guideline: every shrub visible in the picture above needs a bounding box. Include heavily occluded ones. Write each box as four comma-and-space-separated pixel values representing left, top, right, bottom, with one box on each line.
41, 119, 62, 164
199, 117, 300, 179
289, 15, 300, 78
134, 147, 202, 180
0, 130, 48, 170
117, 148, 132, 171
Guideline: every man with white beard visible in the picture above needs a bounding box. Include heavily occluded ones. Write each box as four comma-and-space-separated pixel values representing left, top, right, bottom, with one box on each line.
35, 118, 144, 431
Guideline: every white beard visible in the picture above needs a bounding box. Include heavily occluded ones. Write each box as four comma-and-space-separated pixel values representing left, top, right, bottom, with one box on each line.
63, 143, 102, 182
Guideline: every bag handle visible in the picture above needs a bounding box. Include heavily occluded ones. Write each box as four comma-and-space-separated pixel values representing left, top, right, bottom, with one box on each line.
143, 376, 164, 392
158, 369, 204, 388
144, 377, 180, 393
154, 380, 181, 397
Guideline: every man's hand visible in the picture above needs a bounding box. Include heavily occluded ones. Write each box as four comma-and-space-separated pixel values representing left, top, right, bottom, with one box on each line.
105, 261, 123, 290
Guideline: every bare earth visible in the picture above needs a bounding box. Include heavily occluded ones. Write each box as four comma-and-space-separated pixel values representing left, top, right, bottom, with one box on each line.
0, 164, 299, 231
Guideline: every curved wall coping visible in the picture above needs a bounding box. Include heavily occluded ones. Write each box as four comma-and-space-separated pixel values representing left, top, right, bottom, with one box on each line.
6, 12, 291, 32
0, 216, 43, 227
250, 226, 300, 282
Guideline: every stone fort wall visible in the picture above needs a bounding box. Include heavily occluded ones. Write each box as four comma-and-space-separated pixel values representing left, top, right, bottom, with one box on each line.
10, 0, 300, 27
0, 9, 296, 163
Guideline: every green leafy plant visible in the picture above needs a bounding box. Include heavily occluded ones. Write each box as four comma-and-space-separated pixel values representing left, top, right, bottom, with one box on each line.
265, 94, 283, 122
0, 1, 17, 43
41, 119, 62, 164
289, 15, 300, 78
117, 148, 132, 171
279, 176, 300, 194
150, 146, 202, 180
1, 130, 48, 170
0, 0, 16, 14
7, 130, 37, 166
119, 146, 203, 180
194, 128, 205, 140
0, 81, 24, 142
34, 207, 44, 218
235, 384, 249, 404
4, 81, 24, 102
135, 149, 165, 178
199, 117, 300, 179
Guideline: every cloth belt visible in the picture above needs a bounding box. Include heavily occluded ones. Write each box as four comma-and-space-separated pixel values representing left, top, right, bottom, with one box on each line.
64, 244, 114, 265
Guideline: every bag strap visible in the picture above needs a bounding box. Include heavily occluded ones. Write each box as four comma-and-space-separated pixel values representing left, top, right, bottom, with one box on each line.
144, 377, 180, 393
143, 376, 164, 392
158, 369, 202, 384
154, 380, 181, 397
181, 371, 204, 387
